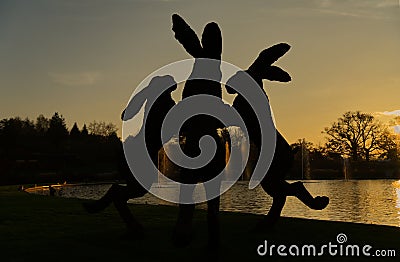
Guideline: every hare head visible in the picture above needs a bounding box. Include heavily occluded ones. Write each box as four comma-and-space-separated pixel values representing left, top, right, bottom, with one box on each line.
172, 14, 223, 99
172, 14, 222, 60
226, 43, 291, 94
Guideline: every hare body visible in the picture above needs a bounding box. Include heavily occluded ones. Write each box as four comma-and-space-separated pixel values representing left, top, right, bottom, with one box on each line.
172, 14, 228, 252
226, 44, 329, 226
84, 76, 178, 237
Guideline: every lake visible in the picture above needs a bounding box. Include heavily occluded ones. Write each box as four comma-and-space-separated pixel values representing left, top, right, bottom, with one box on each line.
31, 179, 400, 227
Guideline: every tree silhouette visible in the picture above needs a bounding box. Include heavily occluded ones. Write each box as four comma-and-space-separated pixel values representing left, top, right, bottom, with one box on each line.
35, 114, 50, 135
70, 122, 81, 138
81, 124, 89, 136
48, 112, 68, 144
378, 128, 398, 160
0, 117, 35, 150
323, 111, 396, 161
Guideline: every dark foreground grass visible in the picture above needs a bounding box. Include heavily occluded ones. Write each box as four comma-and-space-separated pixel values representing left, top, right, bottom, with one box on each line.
1, 186, 399, 262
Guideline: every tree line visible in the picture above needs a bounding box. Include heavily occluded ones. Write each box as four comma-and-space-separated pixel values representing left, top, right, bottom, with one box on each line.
0, 110, 399, 184
0, 112, 118, 141
0, 112, 121, 185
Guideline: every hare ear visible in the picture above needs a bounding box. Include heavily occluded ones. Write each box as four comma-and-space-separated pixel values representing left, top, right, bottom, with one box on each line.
172, 14, 202, 58
201, 22, 222, 59
247, 43, 290, 77
263, 66, 291, 82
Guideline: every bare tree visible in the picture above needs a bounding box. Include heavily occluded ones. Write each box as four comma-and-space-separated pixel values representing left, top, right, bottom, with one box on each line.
88, 121, 118, 137
323, 111, 396, 161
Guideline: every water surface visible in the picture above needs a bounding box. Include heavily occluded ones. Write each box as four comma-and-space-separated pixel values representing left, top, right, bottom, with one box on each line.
31, 180, 400, 227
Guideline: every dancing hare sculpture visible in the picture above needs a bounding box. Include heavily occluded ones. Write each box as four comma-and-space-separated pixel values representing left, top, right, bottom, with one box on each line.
171, 14, 228, 252
84, 76, 178, 238
226, 44, 329, 227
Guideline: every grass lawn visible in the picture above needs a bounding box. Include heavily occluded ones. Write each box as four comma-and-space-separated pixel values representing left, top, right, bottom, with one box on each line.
0, 185, 399, 262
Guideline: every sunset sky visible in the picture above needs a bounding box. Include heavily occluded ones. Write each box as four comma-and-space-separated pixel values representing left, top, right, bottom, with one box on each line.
1, 0, 399, 144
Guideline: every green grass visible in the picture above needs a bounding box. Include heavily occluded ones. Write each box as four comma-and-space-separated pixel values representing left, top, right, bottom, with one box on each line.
1, 185, 399, 262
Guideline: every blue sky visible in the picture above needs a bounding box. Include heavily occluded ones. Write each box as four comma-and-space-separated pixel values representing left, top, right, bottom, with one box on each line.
1, 0, 399, 143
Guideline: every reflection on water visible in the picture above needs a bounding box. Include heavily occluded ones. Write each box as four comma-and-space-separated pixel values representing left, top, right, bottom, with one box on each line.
396, 186, 400, 222
277, 180, 400, 228
214, 180, 400, 228
30, 180, 400, 227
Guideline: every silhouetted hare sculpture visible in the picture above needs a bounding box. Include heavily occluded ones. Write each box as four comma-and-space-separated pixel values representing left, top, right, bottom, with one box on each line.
226, 43, 329, 227
171, 14, 228, 252
83, 75, 177, 238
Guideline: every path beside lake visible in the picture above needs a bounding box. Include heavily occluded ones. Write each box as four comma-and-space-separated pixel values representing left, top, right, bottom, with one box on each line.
1, 186, 399, 261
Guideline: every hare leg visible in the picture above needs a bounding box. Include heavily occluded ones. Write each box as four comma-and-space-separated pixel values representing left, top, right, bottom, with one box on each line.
205, 196, 220, 259
259, 179, 287, 227
173, 183, 196, 247
253, 195, 287, 230
258, 177, 290, 228
83, 182, 146, 213
82, 184, 117, 213
266, 194, 287, 224
287, 181, 329, 210
111, 184, 146, 238
205, 177, 221, 254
